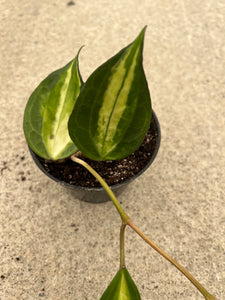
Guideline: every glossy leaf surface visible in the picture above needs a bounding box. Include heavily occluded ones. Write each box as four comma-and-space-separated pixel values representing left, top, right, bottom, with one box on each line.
69, 27, 151, 161
100, 268, 141, 300
23, 50, 83, 160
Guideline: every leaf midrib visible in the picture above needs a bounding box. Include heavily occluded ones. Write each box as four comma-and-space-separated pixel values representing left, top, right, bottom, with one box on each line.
48, 65, 74, 155
100, 61, 131, 156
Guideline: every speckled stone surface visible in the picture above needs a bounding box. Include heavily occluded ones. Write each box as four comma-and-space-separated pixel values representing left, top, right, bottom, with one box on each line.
0, 0, 225, 299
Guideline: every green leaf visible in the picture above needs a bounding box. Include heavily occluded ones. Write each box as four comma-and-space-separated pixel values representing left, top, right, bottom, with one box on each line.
23, 49, 83, 160
69, 27, 151, 161
100, 268, 141, 300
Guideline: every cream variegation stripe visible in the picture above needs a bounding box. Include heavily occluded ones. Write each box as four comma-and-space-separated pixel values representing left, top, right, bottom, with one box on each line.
42, 60, 78, 160
96, 43, 141, 156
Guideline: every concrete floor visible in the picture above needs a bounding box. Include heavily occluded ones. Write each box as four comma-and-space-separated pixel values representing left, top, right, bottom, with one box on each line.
1, 0, 225, 299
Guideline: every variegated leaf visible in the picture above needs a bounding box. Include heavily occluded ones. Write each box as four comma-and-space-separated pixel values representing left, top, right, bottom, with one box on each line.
100, 267, 141, 300
23, 49, 83, 160
68, 26, 151, 161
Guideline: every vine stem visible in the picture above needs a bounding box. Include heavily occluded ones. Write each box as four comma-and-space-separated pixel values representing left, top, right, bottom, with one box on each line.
70, 155, 130, 223
127, 220, 216, 300
70, 155, 216, 300
120, 222, 126, 268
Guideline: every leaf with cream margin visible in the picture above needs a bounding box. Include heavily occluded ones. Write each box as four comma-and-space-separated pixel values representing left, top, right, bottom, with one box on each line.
100, 268, 141, 300
23, 49, 83, 160
69, 27, 151, 161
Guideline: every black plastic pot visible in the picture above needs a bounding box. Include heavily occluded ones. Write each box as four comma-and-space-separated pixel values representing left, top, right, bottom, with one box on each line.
29, 111, 161, 203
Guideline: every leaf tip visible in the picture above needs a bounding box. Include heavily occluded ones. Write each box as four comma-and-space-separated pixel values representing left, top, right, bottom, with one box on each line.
139, 25, 147, 38
77, 45, 85, 55
133, 26, 147, 48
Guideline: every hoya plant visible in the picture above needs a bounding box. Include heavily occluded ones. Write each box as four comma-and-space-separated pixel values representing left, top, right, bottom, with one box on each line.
23, 27, 215, 299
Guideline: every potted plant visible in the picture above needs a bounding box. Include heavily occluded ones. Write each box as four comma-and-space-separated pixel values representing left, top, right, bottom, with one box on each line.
23, 27, 215, 299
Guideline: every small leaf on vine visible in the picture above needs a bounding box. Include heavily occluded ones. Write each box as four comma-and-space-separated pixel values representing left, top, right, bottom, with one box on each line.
100, 267, 141, 300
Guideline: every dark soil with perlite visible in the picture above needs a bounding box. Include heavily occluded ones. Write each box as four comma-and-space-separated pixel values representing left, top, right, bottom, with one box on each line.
35, 114, 159, 188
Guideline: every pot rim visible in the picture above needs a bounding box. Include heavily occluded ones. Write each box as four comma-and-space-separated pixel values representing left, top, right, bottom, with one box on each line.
29, 110, 161, 192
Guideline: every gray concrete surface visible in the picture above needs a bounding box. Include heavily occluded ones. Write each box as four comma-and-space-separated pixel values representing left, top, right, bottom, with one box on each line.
1, 0, 225, 299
